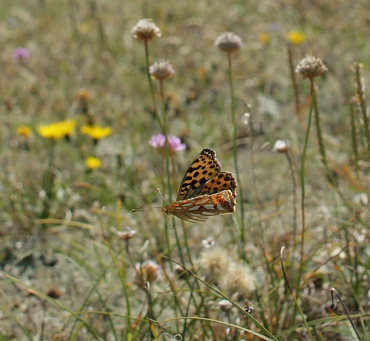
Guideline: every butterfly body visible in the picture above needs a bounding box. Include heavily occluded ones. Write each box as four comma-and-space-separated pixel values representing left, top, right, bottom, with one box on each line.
164, 148, 237, 222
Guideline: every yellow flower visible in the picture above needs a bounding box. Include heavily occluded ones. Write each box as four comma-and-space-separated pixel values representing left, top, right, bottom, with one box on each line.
287, 31, 306, 45
85, 156, 102, 170
37, 119, 76, 140
81, 125, 112, 140
16, 125, 32, 138
259, 33, 270, 45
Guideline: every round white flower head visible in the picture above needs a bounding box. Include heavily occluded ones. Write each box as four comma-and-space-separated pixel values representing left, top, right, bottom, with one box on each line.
149, 60, 175, 81
131, 19, 161, 41
296, 55, 327, 79
215, 32, 243, 54
273, 139, 290, 153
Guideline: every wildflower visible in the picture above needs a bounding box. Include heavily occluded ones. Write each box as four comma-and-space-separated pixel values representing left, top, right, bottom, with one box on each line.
259, 33, 270, 45
287, 31, 306, 45
199, 247, 229, 283
215, 32, 243, 54
81, 125, 112, 140
149, 134, 186, 152
273, 139, 290, 153
116, 228, 137, 241
149, 60, 175, 81
135, 260, 161, 284
37, 119, 76, 140
220, 262, 256, 299
16, 125, 32, 138
85, 157, 102, 170
219, 299, 233, 313
131, 19, 161, 41
296, 55, 327, 79
201, 237, 215, 248
77, 88, 92, 102
13, 47, 30, 61
241, 113, 250, 126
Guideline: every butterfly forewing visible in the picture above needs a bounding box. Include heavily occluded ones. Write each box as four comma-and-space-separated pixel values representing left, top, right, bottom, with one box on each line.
200, 171, 237, 198
176, 149, 221, 201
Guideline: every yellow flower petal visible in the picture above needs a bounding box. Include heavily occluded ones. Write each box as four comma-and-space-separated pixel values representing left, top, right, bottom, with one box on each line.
81, 125, 112, 139
37, 119, 76, 139
86, 156, 102, 170
287, 31, 306, 45
17, 125, 32, 138
259, 33, 270, 45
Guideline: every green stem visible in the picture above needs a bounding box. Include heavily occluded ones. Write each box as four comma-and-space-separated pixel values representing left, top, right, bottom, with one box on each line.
144, 40, 164, 133
281, 247, 313, 340
227, 53, 246, 260
295, 78, 315, 317
312, 81, 332, 183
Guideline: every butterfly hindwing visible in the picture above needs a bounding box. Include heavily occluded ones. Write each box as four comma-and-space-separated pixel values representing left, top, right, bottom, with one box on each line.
165, 190, 236, 222
176, 148, 221, 201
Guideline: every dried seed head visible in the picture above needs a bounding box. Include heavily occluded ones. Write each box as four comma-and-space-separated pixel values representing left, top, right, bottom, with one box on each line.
215, 32, 243, 54
220, 263, 256, 299
296, 55, 327, 79
135, 260, 161, 284
199, 247, 229, 283
131, 19, 161, 41
273, 139, 290, 153
77, 88, 92, 102
149, 60, 175, 81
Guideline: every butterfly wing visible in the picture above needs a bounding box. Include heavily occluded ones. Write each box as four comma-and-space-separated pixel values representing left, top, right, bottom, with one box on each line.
165, 190, 236, 222
176, 148, 221, 201
200, 171, 237, 198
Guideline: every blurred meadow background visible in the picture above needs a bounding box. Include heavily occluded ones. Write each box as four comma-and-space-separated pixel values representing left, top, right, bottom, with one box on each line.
0, 0, 369, 340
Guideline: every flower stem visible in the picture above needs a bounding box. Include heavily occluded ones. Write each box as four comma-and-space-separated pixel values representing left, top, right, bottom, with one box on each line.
144, 40, 164, 133
312, 80, 333, 183
349, 102, 360, 177
296, 78, 314, 295
227, 53, 246, 260
354, 63, 370, 155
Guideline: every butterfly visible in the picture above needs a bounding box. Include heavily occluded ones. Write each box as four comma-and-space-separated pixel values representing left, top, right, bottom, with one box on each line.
163, 148, 237, 222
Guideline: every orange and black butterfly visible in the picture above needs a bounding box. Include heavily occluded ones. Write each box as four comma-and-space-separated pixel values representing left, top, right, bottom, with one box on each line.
163, 149, 237, 222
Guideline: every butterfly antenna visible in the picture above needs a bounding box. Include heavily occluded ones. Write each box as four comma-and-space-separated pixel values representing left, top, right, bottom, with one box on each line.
157, 188, 168, 205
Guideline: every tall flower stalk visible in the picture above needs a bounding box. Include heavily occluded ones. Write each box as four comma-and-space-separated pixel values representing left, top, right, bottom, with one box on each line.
215, 32, 246, 258
131, 19, 164, 132
294, 55, 328, 320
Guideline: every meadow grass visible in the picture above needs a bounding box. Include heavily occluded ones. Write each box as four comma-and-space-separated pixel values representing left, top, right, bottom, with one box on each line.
1, 0, 369, 340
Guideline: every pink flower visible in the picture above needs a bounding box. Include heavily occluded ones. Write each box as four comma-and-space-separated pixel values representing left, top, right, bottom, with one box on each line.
149, 134, 186, 152
13, 47, 30, 61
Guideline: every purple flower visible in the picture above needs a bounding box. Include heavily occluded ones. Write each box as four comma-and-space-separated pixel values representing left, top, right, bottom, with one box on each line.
149, 133, 186, 152
169, 136, 186, 151
13, 47, 30, 61
270, 23, 281, 32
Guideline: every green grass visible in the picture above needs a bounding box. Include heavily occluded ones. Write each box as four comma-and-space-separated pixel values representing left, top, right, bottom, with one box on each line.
0, 0, 369, 340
